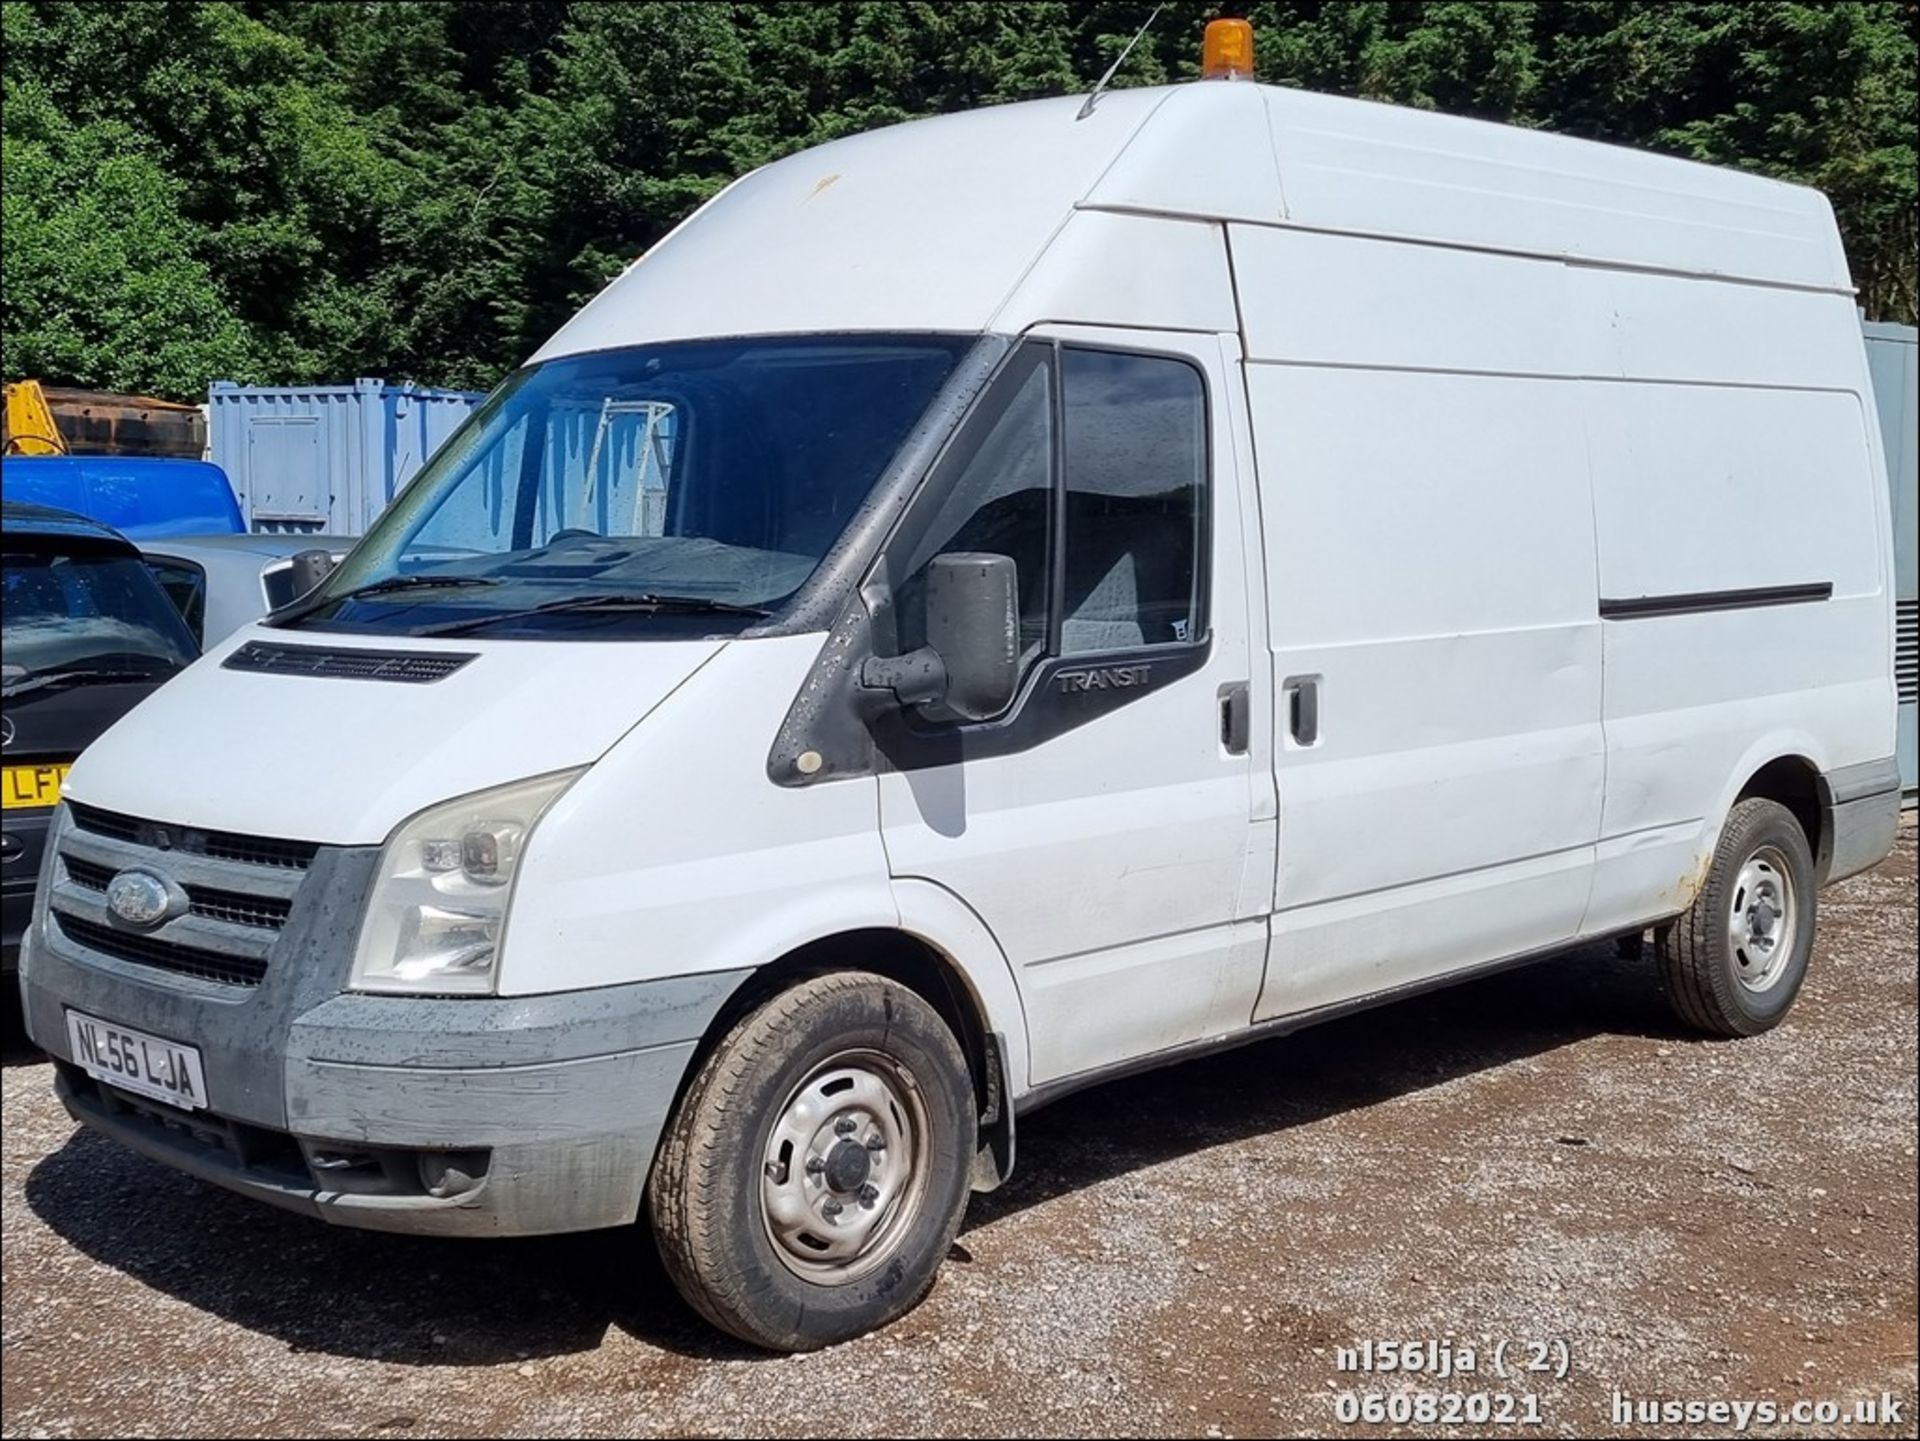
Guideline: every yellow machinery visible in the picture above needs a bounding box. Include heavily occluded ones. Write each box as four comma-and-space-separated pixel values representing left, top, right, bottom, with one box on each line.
2, 381, 202, 457
3, 379, 69, 455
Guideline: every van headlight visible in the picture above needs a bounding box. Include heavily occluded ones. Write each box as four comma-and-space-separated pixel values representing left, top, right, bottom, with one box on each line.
350, 769, 581, 995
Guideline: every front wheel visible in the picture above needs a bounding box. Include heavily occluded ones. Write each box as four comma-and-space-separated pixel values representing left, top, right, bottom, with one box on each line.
1656, 798, 1817, 1037
647, 972, 977, 1351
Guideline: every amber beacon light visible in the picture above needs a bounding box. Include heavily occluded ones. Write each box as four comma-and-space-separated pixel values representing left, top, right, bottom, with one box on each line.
1202, 18, 1255, 80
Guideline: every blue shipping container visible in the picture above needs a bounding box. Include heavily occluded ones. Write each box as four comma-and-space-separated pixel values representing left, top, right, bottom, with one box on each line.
207, 377, 484, 537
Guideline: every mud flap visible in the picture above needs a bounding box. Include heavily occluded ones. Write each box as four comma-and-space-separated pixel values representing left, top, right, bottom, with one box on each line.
969, 1030, 1015, 1192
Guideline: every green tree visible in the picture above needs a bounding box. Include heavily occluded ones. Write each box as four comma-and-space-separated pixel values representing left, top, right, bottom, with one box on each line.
1, 80, 255, 394
1, 0, 1913, 400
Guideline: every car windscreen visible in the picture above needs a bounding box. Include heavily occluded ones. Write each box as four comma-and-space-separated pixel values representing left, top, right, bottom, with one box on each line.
2, 544, 201, 699
278, 335, 974, 639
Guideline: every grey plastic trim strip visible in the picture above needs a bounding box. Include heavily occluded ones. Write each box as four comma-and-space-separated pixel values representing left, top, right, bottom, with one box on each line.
1824, 755, 1902, 807
285, 969, 753, 1070
1598, 582, 1832, 620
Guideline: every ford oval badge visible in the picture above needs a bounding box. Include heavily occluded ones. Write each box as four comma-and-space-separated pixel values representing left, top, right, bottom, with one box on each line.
105, 870, 179, 930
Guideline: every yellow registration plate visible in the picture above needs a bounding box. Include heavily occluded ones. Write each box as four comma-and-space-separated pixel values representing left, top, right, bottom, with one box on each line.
2, 764, 70, 810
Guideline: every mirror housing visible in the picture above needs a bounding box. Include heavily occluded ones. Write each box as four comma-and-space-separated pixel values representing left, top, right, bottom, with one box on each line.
927, 552, 1020, 720
284, 548, 339, 600
860, 552, 1021, 722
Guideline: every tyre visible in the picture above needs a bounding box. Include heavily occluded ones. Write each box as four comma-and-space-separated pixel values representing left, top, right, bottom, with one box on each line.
647, 971, 977, 1351
1656, 797, 1817, 1037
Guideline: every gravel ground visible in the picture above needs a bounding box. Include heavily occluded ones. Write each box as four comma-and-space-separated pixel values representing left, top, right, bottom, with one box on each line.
3, 827, 1914, 1440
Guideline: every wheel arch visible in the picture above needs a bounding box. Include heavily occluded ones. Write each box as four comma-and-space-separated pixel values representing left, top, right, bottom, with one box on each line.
1734, 754, 1828, 876
1690, 733, 1833, 896
675, 889, 1027, 1191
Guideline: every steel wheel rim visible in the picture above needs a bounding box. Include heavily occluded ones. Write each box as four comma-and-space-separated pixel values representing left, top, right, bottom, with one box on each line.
760, 1048, 932, 1285
1728, 844, 1797, 994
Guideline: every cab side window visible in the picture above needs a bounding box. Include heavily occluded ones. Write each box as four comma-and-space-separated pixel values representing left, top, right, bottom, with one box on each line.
1059, 349, 1205, 654
890, 342, 1209, 712
894, 348, 1055, 666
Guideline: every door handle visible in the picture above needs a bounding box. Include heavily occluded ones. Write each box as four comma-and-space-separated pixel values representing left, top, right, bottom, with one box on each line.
1283, 675, 1321, 747
1219, 683, 1250, 755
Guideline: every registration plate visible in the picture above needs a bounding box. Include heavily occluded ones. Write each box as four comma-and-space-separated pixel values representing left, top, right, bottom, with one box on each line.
66, 1011, 208, 1112
2, 763, 70, 810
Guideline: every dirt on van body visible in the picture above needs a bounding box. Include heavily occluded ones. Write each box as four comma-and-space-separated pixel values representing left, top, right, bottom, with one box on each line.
3, 829, 1914, 1439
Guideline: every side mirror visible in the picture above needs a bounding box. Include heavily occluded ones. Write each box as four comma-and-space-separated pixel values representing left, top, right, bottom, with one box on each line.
861, 552, 1021, 722
927, 552, 1021, 721
283, 548, 339, 600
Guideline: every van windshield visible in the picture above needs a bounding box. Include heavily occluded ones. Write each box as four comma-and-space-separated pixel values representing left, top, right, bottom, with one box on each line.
280, 336, 973, 638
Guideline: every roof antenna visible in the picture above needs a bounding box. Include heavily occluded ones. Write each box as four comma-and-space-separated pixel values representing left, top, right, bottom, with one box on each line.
1077, 4, 1165, 121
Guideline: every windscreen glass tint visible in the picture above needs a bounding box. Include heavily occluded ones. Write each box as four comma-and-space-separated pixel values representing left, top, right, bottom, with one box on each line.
291, 336, 973, 638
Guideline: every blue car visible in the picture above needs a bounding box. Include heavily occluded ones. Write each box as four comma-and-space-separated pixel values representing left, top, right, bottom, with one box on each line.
0, 455, 244, 539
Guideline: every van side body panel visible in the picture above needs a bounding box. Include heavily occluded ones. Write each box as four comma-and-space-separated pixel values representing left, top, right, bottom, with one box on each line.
499, 635, 900, 995
1218, 96, 1889, 1024
1231, 227, 1607, 1019
1571, 265, 1895, 933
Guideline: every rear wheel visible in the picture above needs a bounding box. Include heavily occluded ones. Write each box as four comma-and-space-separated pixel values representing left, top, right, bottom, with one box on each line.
647, 972, 976, 1351
1657, 798, 1817, 1036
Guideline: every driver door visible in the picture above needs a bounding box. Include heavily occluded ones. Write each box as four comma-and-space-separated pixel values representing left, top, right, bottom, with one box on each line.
875, 327, 1271, 1088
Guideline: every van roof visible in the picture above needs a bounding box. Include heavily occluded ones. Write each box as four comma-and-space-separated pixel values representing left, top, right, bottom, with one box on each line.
536, 82, 1850, 362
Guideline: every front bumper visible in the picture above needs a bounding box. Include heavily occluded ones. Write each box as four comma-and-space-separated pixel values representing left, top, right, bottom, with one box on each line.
43, 976, 743, 1236
20, 807, 749, 1237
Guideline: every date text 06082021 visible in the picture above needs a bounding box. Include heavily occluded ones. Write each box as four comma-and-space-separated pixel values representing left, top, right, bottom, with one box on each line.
1333, 1392, 1545, 1427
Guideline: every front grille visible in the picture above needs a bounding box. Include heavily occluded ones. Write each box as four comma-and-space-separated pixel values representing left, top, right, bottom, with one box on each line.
224, 640, 476, 684
63, 856, 292, 930
52, 806, 313, 989
53, 914, 269, 988
63, 857, 110, 890
1898, 598, 1919, 707
203, 832, 317, 871
67, 805, 140, 844
180, 887, 293, 930
68, 803, 317, 872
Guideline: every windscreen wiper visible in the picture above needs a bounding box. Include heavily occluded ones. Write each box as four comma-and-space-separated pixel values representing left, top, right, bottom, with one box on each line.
416, 592, 773, 637
1, 665, 179, 699
269, 573, 502, 626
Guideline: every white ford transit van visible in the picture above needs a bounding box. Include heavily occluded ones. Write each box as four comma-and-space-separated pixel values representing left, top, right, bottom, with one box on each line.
20, 61, 1901, 1352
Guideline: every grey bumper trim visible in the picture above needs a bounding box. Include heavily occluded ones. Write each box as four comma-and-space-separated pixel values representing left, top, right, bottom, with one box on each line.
285, 972, 746, 1070
56, 1035, 707, 1236
42, 966, 753, 1236
1819, 757, 1901, 885
1824, 756, 1903, 807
